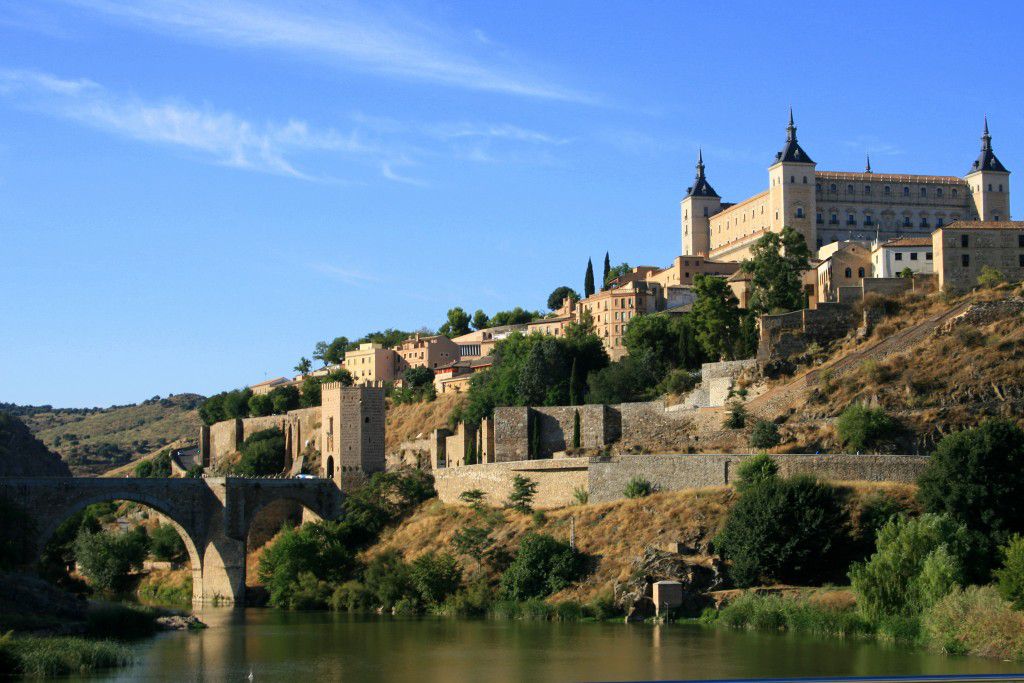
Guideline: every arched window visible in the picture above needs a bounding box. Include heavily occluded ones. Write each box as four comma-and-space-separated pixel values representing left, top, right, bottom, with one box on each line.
884, 185, 891, 195
790, 175, 795, 183
920, 187, 927, 197
903, 187, 910, 196
847, 184, 854, 193
936, 187, 943, 197
796, 207, 804, 218
1000, 184, 1004, 192
864, 185, 871, 194
326, 456, 335, 480
845, 267, 852, 278
803, 176, 808, 184
903, 216, 911, 227
952, 189, 958, 197
989, 183, 993, 192
858, 267, 865, 278
830, 183, 837, 192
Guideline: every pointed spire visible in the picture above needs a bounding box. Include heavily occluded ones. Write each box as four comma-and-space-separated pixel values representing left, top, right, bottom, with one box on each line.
786, 106, 797, 142
970, 116, 1008, 173
685, 148, 718, 198
774, 108, 814, 165
696, 147, 705, 178
865, 154, 872, 173
981, 116, 992, 151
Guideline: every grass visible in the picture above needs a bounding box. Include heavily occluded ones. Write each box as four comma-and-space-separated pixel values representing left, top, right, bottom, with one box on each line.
137, 570, 193, 608
85, 602, 160, 640
0, 634, 131, 677
385, 392, 466, 454
713, 591, 875, 639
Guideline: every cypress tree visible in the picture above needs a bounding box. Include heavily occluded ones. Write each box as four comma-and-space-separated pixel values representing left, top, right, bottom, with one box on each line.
568, 357, 580, 406
603, 252, 611, 289
572, 409, 581, 449
584, 258, 595, 297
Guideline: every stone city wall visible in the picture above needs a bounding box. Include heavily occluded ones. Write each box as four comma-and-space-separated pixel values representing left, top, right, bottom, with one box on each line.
433, 453, 929, 508
757, 303, 859, 363
202, 407, 321, 470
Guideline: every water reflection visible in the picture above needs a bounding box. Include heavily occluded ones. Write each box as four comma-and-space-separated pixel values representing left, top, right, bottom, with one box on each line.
75, 610, 1023, 682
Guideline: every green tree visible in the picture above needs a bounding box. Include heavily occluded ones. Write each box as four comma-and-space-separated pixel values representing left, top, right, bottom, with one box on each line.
691, 274, 743, 360
724, 401, 747, 429
294, 357, 312, 375
995, 534, 1024, 609
507, 475, 538, 514
471, 309, 490, 331
74, 526, 150, 593
741, 226, 812, 315
235, 428, 286, 476
408, 552, 462, 606
623, 313, 706, 371
603, 251, 611, 287
459, 489, 487, 511
547, 286, 580, 311
586, 350, 662, 404
849, 513, 969, 620
584, 258, 595, 297
715, 475, 848, 587
836, 404, 897, 452
918, 419, 1024, 580
488, 307, 542, 326
899, 267, 914, 279
149, 523, 186, 562
735, 453, 779, 492
322, 336, 350, 366
134, 450, 171, 478
300, 376, 323, 408
750, 420, 781, 449
978, 265, 1007, 288
269, 385, 301, 414
439, 307, 472, 338
572, 409, 581, 449
603, 262, 632, 289
258, 521, 358, 608
313, 340, 330, 366
247, 392, 273, 417
500, 533, 587, 600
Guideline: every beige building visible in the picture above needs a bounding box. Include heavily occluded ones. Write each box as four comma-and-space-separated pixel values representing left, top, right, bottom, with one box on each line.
434, 356, 493, 394
320, 383, 385, 490
871, 238, 934, 278
249, 377, 292, 396
452, 325, 529, 359
682, 114, 1011, 261
395, 333, 460, 371
342, 343, 398, 386
816, 242, 872, 303
578, 280, 661, 361
932, 221, 1024, 293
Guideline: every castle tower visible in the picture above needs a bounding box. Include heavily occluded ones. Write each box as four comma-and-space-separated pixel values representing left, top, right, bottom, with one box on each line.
680, 149, 721, 256
768, 108, 817, 249
965, 117, 1011, 221
319, 384, 385, 490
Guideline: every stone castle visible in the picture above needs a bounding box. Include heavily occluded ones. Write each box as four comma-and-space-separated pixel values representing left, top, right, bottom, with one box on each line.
682, 112, 1011, 260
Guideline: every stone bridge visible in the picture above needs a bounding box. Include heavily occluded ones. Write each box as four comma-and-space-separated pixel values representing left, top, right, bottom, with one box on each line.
0, 476, 343, 606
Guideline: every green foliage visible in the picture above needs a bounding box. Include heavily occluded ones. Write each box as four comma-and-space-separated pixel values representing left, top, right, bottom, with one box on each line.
74, 526, 150, 593
185, 464, 204, 478
603, 262, 632, 288
439, 307, 472, 337
451, 524, 494, 564
741, 226, 812, 316
692, 274, 745, 360
1, 636, 131, 677
716, 592, 872, 638
585, 350, 662, 405
391, 366, 436, 405
408, 552, 463, 605
499, 533, 587, 601
715, 475, 848, 587
471, 309, 490, 331
922, 585, 1024, 659
723, 401, 746, 429
995, 535, 1024, 609
978, 265, 1007, 288
269, 385, 301, 414
459, 488, 486, 511
623, 313, 707, 372
835, 404, 897, 452
899, 267, 914, 279
749, 419, 781, 449
571, 409, 581, 449
547, 286, 580, 311
488, 307, 543, 326
315, 336, 350, 366
572, 486, 589, 505
133, 449, 171, 478
918, 419, 1024, 581
294, 357, 312, 375
198, 388, 252, 425
735, 453, 779, 492
149, 523, 186, 562
247, 392, 274, 417
234, 428, 285, 476
507, 475, 537, 514
85, 603, 159, 639
623, 477, 653, 499
0, 497, 35, 570
584, 258, 595, 297
849, 513, 969, 621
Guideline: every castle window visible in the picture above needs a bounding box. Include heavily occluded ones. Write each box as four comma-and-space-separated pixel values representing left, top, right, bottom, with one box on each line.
817, 237, 823, 248
703, 207, 708, 217
885, 186, 891, 195
962, 254, 970, 267
952, 189, 958, 197
847, 213, 856, 226
1020, 254, 1024, 267
920, 218, 929, 228
910, 252, 918, 261
865, 215, 874, 226
796, 207, 804, 218
989, 184, 993, 192
830, 213, 838, 225
803, 176, 808, 184
895, 252, 903, 261
847, 184, 854, 193
1000, 184, 1004, 192
995, 215, 1000, 221
926, 252, 933, 260
1018, 235, 1024, 248
858, 267, 865, 278
920, 187, 927, 197
961, 234, 969, 247
903, 217, 911, 227
790, 175, 795, 183
816, 183, 821, 191
864, 185, 871, 194
845, 267, 852, 278
830, 183, 837, 192
816, 213, 823, 224
936, 187, 943, 197
936, 219, 943, 227
903, 187, 910, 196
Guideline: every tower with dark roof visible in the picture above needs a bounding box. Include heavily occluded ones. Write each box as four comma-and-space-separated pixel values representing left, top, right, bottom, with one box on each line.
680, 149, 722, 256
966, 118, 1011, 221
768, 108, 817, 250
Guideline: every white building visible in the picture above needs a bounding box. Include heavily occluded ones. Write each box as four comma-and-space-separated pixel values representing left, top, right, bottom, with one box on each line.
871, 237, 934, 278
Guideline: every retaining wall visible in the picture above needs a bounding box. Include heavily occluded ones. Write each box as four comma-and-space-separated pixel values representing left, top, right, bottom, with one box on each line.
433, 458, 590, 509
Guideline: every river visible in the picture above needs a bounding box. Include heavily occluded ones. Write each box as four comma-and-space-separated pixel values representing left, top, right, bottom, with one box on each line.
78, 609, 1022, 682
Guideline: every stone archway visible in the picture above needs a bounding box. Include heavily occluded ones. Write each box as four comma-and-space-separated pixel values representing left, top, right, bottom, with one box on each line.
326, 456, 335, 481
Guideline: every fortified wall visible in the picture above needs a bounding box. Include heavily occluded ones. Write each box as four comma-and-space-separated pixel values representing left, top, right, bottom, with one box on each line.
433, 453, 929, 509
199, 406, 321, 472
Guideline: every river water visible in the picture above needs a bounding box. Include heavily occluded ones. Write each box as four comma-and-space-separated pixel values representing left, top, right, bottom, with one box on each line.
80, 609, 1022, 682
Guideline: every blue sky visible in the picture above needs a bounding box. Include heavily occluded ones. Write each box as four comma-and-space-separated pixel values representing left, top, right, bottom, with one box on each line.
2, 1, 1023, 408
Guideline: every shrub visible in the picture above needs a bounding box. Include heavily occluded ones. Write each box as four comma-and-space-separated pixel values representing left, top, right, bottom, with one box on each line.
978, 265, 1007, 288
133, 450, 171, 478
749, 420, 781, 449
735, 453, 778, 492
329, 580, 372, 613
500, 533, 587, 601
459, 489, 486, 511
918, 419, 1024, 581
715, 475, 848, 587
506, 475, 537, 514
716, 592, 872, 638
660, 369, 699, 396
723, 402, 746, 429
235, 428, 285, 476
623, 477, 653, 499
572, 486, 589, 505
408, 552, 462, 606
2, 636, 131, 677
923, 586, 1024, 659
995, 534, 1024, 609
258, 521, 358, 608
148, 523, 186, 562
74, 527, 150, 593
849, 513, 969, 621
835, 404, 896, 452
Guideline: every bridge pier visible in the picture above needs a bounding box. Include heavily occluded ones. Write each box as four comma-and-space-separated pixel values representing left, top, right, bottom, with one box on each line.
0, 476, 344, 607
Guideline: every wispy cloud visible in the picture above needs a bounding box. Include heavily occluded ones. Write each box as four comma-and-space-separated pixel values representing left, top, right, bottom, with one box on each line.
58, 0, 595, 103
428, 123, 570, 146
840, 136, 904, 157
310, 263, 382, 286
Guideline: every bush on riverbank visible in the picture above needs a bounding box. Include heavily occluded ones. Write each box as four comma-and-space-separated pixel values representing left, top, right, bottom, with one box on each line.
0, 633, 131, 677
713, 592, 873, 639
922, 586, 1024, 659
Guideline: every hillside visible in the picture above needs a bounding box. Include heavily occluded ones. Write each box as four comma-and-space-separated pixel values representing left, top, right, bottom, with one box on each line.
364, 481, 917, 605
0, 412, 71, 477
385, 392, 466, 453
5, 394, 204, 476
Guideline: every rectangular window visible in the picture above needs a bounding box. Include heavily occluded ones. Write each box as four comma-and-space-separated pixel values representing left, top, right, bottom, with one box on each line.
961, 234, 969, 248
926, 252, 933, 260
1020, 254, 1024, 268
910, 252, 918, 261
962, 254, 970, 267
1018, 235, 1024, 248
895, 252, 903, 261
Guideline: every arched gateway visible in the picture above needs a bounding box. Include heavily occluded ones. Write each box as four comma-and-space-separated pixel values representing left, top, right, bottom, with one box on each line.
0, 476, 343, 606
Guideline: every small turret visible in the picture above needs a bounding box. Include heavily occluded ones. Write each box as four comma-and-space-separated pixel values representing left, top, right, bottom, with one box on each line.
970, 116, 1009, 173
774, 107, 814, 164
865, 154, 872, 174
685, 148, 719, 198
965, 117, 1011, 222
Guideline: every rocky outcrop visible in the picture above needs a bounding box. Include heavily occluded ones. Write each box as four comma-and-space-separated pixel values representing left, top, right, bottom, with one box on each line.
0, 412, 70, 477
618, 546, 725, 620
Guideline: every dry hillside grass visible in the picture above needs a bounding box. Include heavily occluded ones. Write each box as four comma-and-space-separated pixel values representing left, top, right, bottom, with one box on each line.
365, 481, 916, 604
385, 393, 465, 452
